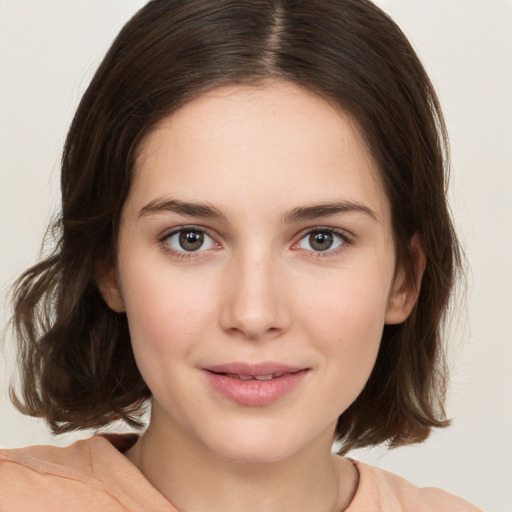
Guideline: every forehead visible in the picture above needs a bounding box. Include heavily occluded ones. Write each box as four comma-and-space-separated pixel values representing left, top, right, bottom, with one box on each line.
129, 81, 389, 222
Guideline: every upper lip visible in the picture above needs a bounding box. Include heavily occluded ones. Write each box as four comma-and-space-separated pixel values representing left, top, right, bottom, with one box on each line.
204, 362, 306, 376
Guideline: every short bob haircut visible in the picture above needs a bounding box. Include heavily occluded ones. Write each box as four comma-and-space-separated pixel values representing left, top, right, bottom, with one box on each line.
11, 0, 461, 454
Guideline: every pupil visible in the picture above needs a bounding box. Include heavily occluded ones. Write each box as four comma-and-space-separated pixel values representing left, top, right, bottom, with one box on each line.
310, 232, 333, 251
179, 230, 204, 251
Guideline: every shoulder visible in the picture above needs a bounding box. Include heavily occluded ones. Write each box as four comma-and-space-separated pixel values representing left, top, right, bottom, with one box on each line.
0, 434, 174, 512
346, 459, 483, 512
0, 436, 121, 511
0, 436, 98, 483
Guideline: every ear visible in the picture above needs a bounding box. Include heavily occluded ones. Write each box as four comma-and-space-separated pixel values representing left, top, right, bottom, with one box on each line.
385, 235, 426, 325
95, 260, 125, 313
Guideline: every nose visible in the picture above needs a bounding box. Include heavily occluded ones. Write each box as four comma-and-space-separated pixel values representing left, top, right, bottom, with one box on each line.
219, 250, 291, 340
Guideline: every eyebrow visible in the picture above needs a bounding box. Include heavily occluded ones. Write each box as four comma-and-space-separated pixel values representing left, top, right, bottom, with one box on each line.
139, 198, 228, 223
139, 198, 377, 224
283, 201, 378, 223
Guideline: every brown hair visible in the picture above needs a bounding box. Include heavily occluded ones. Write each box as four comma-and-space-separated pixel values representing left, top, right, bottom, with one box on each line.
10, 0, 460, 454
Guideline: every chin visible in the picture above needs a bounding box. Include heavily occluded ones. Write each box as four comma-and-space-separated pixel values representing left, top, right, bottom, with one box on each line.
197, 418, 331, 465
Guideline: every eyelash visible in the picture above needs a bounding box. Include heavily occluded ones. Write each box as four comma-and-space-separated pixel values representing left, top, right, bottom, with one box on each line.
158, 225, 352, 261
158, 225, 219, 261
293, 226, 352, 257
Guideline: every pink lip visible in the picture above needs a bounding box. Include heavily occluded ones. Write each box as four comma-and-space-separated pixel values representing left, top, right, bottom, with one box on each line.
205, 362, 304, 376
203, 362, 309, 407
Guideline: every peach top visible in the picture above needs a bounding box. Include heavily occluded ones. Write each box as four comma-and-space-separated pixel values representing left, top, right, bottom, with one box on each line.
0, 435, 482, 511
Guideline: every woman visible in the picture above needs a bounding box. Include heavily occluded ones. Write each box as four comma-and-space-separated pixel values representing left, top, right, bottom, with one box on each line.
1, 1, 482, 510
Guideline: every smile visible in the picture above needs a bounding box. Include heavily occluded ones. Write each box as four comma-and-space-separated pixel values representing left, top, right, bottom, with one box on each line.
222, 372, 291, 381
203, 364, 309, 406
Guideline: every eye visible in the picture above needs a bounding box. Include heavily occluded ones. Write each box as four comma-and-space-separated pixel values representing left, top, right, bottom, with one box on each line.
164, 228, 215, 252
296, 229, 346, 252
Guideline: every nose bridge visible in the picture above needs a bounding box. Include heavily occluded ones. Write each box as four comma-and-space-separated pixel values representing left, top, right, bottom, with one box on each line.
220, 244, 289, 339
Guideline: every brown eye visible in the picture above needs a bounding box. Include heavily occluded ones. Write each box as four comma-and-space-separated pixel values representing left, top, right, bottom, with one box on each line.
164, 228, 214, 252
297, 229, 345, 252
309, 232, 333, 251
179, 230, 204, 251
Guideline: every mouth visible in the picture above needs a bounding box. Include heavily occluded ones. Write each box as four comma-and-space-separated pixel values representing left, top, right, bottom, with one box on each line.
203, 363, 309, 406
210, 370, 300, 381
204, 362, 307, 379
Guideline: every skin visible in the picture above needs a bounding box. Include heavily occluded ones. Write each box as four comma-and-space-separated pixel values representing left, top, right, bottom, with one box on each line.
99, 81, 423, 512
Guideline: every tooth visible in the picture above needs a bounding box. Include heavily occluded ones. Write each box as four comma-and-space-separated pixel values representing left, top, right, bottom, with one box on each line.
238, 375, 254, 381
273, 372, 284, 378
255, 374, 274, 381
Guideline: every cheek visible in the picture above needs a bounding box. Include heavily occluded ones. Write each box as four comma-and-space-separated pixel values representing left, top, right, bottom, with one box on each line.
295, 262, 392, 397
119, 262, 218, 363
118, 265, 221, 412
298, 262, 392, 344
319, 289, 385, 377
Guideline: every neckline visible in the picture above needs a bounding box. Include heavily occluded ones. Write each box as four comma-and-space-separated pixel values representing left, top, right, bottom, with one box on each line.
98, 433, 364, 512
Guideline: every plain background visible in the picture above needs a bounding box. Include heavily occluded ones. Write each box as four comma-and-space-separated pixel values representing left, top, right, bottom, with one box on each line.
1, 1, 511, 510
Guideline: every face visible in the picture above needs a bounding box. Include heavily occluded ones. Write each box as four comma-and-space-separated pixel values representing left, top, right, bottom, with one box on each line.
101, 81, 416, 464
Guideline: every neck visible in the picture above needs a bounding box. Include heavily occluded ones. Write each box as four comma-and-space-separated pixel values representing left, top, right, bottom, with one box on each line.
125, 409, 358, 512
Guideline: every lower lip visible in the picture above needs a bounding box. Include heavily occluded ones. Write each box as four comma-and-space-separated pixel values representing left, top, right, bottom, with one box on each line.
204, 370, 308, 407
